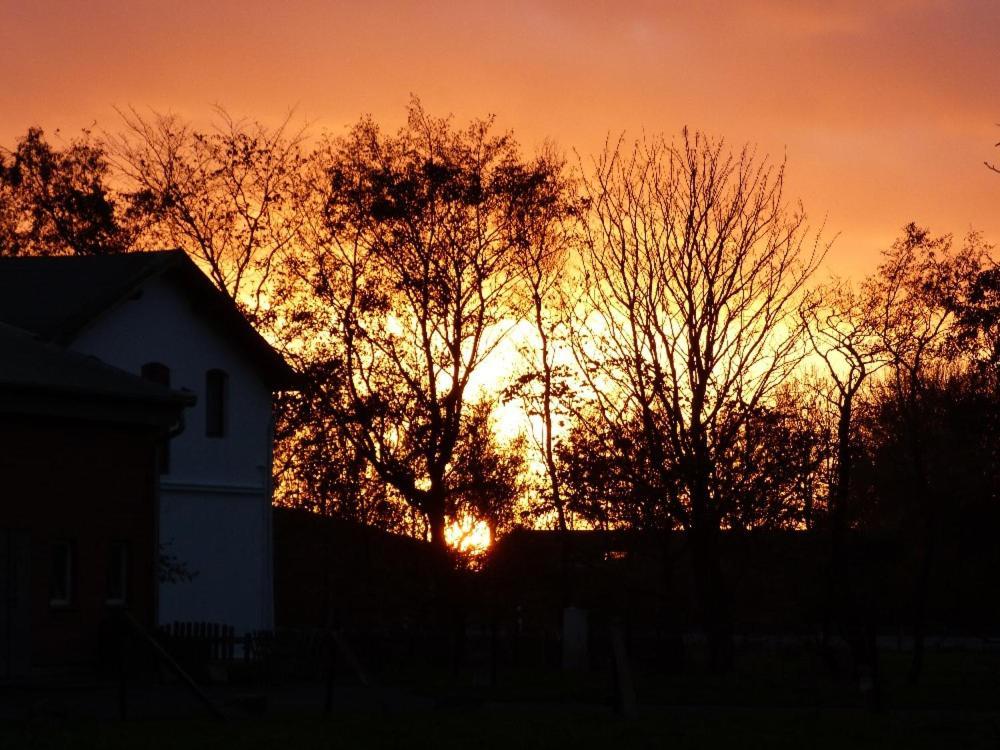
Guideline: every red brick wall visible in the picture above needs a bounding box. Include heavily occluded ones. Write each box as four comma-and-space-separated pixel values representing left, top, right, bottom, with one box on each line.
0, 415, 158, 670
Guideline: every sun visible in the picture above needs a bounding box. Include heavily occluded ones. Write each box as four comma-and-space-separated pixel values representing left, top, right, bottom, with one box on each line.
444, 513, 492, 556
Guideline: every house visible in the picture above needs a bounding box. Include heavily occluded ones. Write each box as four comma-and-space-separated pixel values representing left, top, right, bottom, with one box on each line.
0, 322, 193, 678
0, 250, 297, 636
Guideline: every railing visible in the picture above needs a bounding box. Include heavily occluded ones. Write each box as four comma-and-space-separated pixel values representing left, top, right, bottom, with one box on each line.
117, 611, 226, 720
158, 621, 238, 662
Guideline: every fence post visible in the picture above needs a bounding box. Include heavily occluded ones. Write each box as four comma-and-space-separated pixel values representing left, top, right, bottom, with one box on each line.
324, 630, 336, 714
118, 618, 129, 720
490, 619, 499, 688
610, 621, 637, 719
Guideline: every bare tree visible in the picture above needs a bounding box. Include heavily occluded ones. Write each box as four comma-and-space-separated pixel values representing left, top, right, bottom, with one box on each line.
504, 146, 578, 532
801, 280, 887, 699
803, 285, 885, 587
572, 129, 826, 668
804, 281, 885, 523
109, 108, 308, 323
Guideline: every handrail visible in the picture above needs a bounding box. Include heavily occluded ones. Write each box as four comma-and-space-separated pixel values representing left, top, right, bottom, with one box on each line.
117, 610, 226, 721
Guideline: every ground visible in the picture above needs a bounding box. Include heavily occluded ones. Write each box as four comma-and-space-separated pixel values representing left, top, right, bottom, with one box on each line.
2, 706, 998, 750
2, 647, 998, 748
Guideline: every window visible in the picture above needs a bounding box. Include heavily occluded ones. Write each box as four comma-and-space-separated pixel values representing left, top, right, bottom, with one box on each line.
141, 362, 171, 473
49, 541, 74, 608
106, 541, 129, 606
205, 369, 228, 438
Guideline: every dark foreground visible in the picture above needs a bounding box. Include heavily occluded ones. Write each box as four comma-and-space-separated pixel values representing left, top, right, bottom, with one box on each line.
2, 648, 998, 749
1, 707, 998, 750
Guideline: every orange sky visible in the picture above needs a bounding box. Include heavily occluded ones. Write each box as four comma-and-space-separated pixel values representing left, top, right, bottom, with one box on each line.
1, 0, 997, 278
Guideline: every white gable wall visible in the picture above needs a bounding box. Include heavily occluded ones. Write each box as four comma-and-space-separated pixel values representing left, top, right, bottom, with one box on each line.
72, 277, 273, 487
71, 276, 275, 633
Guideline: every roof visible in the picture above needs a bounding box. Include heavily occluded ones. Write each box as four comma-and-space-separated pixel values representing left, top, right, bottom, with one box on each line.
0, 250, 298, 389
0, 322, 195, 426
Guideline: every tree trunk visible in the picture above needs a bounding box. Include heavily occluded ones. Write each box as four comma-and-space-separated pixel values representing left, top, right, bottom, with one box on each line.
825, 400, 855, 661
659, 530, 683, 670
426, 500, 468, 677
427, 505, 453, 602
695, 533, 733, 672
831, 401, 852, 593
906, 400, 933, 687
535, 292, 567, 534
690, 478, 732, 672
429, 511, 448, 555
908, 517, 935, 685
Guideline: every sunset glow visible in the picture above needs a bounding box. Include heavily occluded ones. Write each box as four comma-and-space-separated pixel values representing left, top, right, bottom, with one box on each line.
444, 514, 492, 555
2, 2, 998, 281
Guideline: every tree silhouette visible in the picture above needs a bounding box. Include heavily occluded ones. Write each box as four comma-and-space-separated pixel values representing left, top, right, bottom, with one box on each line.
986, 126, 1000, 174
0, 127, 133, 256
803, 279, 887, 668
272, 384, 408, 530
109, 108, 308, 324
447, 399, 527, 545
947, 262, 1000, 371
282, 100, 559, 556
865, 223, 988, 683
714, 390, 827, 533
570, 130, 826, 668
503, 146, 578, 532
557, 405, 677, 532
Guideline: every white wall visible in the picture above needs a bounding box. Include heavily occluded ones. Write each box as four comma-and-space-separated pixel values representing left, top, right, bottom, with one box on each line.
71, 276, 276, 632
73, 277, 273, 488
157, 488, 273, 633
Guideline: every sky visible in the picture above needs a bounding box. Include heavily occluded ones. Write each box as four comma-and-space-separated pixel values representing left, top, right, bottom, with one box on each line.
1, 0, 998, 278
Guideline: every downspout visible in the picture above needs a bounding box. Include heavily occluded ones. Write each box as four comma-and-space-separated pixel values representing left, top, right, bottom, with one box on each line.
262, 410, 276, 631
168, 403, 188, 440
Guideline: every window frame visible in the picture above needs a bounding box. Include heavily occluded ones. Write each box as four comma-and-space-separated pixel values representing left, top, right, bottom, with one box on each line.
205, 368, 228, 438
105, 540, 130, 607
49, 540, 75, 609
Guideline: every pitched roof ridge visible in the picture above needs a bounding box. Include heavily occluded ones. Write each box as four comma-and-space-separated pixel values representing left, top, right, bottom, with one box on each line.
55, 250, 185, 342
0, 249, 298, 389
0, 321, 195, 406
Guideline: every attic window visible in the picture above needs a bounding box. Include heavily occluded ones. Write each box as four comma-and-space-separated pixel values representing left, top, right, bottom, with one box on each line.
206, 369, 228, 438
